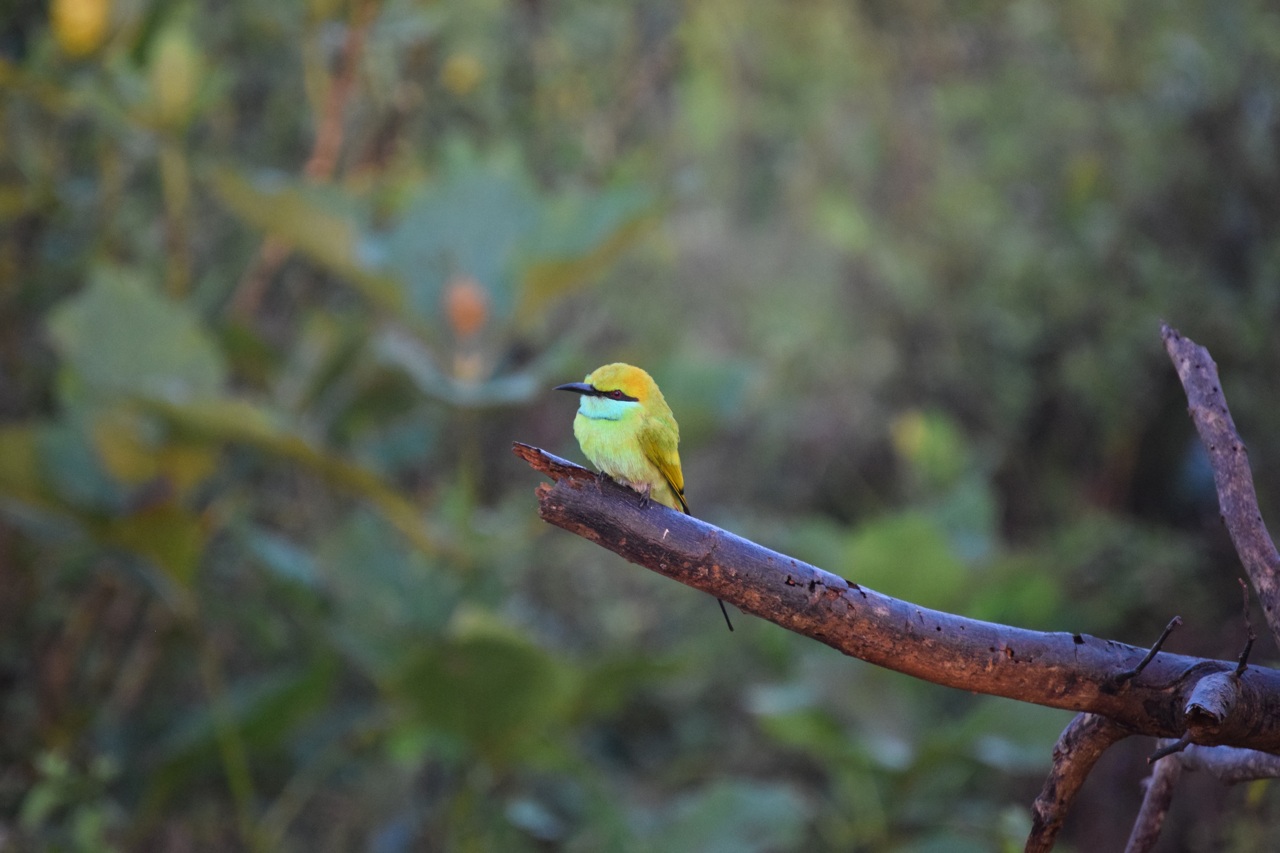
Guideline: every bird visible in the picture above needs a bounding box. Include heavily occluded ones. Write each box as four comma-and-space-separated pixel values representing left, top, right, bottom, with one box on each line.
555, 363, 734, 631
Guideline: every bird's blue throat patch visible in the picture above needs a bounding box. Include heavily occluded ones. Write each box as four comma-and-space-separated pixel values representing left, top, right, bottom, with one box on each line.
577, 396, 638, 421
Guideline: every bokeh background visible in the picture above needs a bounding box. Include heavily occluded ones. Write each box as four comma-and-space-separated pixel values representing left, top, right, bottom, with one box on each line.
4, 0, 1280, 850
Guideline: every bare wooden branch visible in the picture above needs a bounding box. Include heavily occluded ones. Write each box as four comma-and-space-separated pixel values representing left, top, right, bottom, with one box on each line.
513, 327, 1280, 851
1163, 324, 1280, 646
514, 442, 1280, 751
1026, 714, 1131, 853
1124, 754, 1183, 853
1178, 744, 1280, 782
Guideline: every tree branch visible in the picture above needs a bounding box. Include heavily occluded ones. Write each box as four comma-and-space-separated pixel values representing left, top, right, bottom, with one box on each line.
517, 324, 1280, 850
513, 442, 1280, 751
1176, 743, 1280, 782
1026, 713, 1131, 852
1124, 754, 1183, 853
1162, 324, 1280, 646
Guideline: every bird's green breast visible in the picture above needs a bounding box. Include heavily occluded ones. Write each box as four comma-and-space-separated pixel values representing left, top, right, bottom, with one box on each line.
574, 410, 654, 480
572, 411, 684, 511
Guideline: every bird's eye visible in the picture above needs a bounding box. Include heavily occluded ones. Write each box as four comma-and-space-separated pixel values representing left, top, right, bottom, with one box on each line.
608, 390, 624, 400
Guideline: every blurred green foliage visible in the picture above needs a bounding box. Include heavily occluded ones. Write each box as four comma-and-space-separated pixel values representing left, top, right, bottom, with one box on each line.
4, 0, 1280, 850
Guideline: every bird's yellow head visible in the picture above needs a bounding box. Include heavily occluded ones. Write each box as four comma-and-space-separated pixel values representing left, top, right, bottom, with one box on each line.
583, 363, 659, 402
553, 363, 667, 421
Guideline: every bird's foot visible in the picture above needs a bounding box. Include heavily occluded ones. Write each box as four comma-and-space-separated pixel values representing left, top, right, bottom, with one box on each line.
638, 483, 652, 509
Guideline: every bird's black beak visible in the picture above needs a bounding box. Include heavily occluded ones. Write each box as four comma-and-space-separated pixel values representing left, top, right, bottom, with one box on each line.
554, 382, 597, 396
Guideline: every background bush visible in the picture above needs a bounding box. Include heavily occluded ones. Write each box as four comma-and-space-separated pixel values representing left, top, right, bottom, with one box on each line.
4, 0, 1280, 849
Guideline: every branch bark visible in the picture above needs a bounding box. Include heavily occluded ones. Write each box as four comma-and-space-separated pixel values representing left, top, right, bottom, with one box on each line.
1124, 755, 1182, 853
1162, 323, 1280, 646
513, 442, 1280, 750
517, 324, 1280, 850
1027, 714, 1131, 852
1176, 743, 1280, 783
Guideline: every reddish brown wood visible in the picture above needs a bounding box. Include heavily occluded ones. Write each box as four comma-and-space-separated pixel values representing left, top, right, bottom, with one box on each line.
514, 442, 1280, 750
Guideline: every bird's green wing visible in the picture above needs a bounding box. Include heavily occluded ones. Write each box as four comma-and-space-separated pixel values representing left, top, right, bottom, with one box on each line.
639, 418, 688, 514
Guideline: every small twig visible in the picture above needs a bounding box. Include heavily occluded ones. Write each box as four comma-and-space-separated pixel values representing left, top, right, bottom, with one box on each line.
1026, 713, 1132, 852
1125, 752, 1183, 853
1148, 733, 1193, 763
1235, 578, 1256, 677
1114, 616, 1182, 684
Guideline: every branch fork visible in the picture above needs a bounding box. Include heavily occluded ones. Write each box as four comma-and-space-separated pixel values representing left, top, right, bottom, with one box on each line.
518, 326, 1280, 850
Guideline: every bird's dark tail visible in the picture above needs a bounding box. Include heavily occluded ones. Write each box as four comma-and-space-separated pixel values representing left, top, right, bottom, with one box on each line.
718, 598, 734, 631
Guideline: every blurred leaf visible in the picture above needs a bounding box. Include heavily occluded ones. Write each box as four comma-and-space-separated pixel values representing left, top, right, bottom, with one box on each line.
0, 424, 57, 508
242, 526, 320, 588
37, 419, 122, 513
573, 654, 682, 719
217, 322, 280, 389
948, 700, 1068, 774
273, 311, 370, 416
145, 398, 444, 557
208, 167, 406, 314
655, 357, 755, 442
384, 156, 652, 335
90, 407, 162, 485
99, 502, 207, 587
907, 835, 994, 853
46, 268, 227, 406
891, 409, 969, 491
350, 415, 438, 475
90, 405, 218, 496
814, 192, 873, 254
928, 475, 999, 564
19, 751, 119, 850
149, 658, 338, 795
504, 795, 566, 843
518, 186, 654, 321
640, 780, 812, 853
383, 162, 540, 329
756, 706, 846, 754
845, 513, 968, 610
384, 623, 571, 764
319, 511, 459, 674
968, 556, 1064, 628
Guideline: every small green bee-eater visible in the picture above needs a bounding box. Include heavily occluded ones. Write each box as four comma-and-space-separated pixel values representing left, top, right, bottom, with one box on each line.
555, 363, 733, 631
